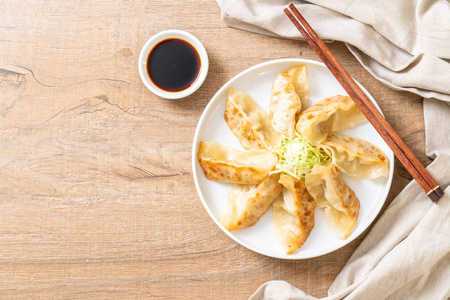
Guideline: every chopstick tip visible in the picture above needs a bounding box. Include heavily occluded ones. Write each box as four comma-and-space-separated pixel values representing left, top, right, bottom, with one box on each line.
283, 6, 292, 16
435, 187, 445, 201
429, 192, 439, 203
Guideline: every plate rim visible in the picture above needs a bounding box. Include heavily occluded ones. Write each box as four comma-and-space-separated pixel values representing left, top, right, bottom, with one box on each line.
192, 58, 394, 259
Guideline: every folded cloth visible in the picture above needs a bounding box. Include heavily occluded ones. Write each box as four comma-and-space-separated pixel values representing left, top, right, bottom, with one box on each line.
217, 0, 450, 102
215, 0, 450, 299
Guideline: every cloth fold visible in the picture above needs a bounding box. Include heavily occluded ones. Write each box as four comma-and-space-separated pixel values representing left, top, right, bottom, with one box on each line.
215, 0, 450, 299
217, 0, 450, 101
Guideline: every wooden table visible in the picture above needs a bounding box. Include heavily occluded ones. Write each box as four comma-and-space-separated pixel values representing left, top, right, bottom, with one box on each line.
0, 1, 430, 298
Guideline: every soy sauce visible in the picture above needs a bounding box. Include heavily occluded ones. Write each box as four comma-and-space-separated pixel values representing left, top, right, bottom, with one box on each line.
147, 38, 201, 92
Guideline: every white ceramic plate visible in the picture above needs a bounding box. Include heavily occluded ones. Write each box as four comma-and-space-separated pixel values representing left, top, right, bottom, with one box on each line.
192, 58, 394, 259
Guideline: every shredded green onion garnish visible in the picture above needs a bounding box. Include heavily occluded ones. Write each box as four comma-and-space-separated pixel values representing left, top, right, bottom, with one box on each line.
270, 133, 331, 179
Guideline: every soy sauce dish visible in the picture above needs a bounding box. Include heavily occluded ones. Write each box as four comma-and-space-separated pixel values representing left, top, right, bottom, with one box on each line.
139, 30, 209, 99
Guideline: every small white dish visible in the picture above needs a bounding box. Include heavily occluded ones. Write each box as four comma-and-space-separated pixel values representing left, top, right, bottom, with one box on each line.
138, 29, 209, 99
192, 58, 394, 259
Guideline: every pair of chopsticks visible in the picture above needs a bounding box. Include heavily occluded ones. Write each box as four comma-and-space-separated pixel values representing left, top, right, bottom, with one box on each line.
284, 4, 444, 203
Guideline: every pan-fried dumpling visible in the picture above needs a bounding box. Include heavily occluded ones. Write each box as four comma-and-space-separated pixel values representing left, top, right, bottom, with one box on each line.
305, 164, 359, 239
319, 133, 389, 180
273, 174, 315, 254
198, 141, 277, 184
288, 65, 309, 110
221, 174, 283, 231
270, 65, 309, 137
296, 95, 366, 145
224, 88, 280, 150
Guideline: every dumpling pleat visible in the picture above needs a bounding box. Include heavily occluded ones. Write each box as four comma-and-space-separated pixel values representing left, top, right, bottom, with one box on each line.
318, 133, 389, 180
198, 141, 277, 184
305, 164, 360, 239
221, 174, 283, 231
224, 87, 280, 150
270, 65, 309, 137
296, 95, 366, 145
273, 174, 315, 254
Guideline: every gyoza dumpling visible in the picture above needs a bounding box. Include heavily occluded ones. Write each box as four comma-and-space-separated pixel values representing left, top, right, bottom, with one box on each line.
224, 88, 280, 150
198, 141, 277, 184
296, 95, 366, 145
319, 133, 389, 180
270, 65, 309, 137
221, 174, 283, 231
273, 174, 315, 254
305, 164, 359, 239
288, 65, 309, 109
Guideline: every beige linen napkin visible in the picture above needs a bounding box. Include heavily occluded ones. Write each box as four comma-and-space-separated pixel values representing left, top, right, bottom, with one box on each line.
215, 0, 450, 299
217, 0, 450, 102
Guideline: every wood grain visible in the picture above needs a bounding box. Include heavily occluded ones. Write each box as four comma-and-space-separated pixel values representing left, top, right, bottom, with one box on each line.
0, 0, 429, 299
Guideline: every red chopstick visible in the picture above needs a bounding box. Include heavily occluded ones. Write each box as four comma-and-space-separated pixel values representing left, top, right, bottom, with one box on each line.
284, 4, 444, 203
